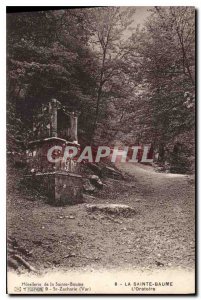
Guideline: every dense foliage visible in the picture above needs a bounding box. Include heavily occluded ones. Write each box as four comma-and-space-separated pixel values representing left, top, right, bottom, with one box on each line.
7, 7, 195, 173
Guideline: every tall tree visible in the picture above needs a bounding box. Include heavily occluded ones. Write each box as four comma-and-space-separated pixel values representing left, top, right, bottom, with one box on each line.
7, 9, 98, 145
85, 7, 136, 140
126, 7, 195, 146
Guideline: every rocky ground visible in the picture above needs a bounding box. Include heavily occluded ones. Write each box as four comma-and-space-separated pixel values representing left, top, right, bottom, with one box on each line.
7, 161, 195, 274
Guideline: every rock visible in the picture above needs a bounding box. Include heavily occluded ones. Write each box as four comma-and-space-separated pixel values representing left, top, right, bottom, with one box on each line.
155, 260, 164, 267
83, 179, 95, 193
101, 166, 123, 179
87, 163, 102, 176
85, 204, 136, 217
88, 175, 103, 189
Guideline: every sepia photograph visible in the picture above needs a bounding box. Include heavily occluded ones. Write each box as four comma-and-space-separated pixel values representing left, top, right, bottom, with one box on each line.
6, 5, 195, 294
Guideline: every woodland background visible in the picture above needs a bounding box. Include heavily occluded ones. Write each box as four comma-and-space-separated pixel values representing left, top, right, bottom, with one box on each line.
7, 7, 195, 173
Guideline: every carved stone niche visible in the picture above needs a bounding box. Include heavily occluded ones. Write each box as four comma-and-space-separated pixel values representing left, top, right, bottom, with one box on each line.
25, 99, 83, 206
32, 98, 79, 143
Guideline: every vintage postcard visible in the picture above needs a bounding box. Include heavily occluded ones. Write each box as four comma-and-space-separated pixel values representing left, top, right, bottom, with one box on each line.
6, 6, 195, 294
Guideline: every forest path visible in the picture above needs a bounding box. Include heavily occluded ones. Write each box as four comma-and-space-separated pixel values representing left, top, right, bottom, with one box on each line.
7, 163, 195, 273
118, 162, 191, 198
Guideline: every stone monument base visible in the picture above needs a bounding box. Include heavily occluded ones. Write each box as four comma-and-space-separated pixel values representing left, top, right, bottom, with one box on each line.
25, 171, 83, 206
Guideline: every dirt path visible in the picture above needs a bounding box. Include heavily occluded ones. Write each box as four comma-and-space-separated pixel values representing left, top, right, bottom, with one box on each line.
116, 163, 195, 268
7, 163, 195, 273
